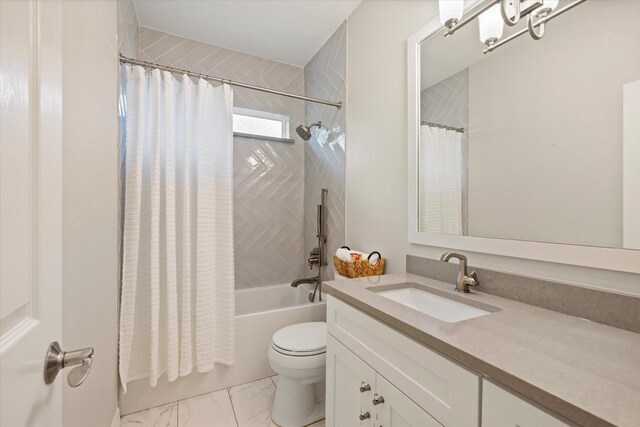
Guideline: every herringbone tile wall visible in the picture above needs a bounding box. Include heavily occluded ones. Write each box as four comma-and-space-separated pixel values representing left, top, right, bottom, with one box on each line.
138, 26, 306, 289
420, 69, 469, 234
304, 22, 347, 280
420, 69, 467, 129
117, 0, 138, 59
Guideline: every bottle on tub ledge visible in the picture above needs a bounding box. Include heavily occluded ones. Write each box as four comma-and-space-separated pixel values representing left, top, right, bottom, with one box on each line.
333, 246, 385, 280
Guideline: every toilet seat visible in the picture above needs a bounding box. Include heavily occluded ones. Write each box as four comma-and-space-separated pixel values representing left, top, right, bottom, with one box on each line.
271, 343, 326, 357
271, 322, 326, 357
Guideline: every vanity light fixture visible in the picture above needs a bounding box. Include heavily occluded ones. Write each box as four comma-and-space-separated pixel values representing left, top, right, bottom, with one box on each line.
439, 0, 585, 53
527, 0, 559, 39
439, 0, 464, 31
478, 4, 504, 47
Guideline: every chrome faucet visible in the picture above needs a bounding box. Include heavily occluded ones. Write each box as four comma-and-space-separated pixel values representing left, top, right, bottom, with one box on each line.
440, 252, 479, 293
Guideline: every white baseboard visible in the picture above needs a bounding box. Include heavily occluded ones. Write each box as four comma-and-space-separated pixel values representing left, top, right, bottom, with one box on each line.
111, 406, 120, 427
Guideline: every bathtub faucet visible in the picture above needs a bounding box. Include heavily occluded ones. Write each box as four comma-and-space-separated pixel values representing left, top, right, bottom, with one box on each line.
291, 276, 319, 288
291, 276, 322, 302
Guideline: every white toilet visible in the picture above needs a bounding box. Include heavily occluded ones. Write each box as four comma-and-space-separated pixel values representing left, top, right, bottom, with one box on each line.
268, 322, 326, 427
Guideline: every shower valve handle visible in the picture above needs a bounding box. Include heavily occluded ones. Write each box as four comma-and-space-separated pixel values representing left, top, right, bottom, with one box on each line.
308, 248, 320, 270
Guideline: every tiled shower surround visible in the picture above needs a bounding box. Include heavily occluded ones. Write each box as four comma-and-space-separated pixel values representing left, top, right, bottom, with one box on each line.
117, 0, 138, 59
304, 22, 347, 280
117, 12, 346, 289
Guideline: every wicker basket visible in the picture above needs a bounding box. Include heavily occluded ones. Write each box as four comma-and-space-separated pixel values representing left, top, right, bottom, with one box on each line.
333, 254, 385, 279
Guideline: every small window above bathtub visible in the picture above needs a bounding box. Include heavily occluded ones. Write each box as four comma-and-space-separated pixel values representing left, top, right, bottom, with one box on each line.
233, 107, 291, 142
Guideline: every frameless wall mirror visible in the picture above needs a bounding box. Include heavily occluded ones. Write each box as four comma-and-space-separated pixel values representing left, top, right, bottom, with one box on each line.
407, 0, 640, 273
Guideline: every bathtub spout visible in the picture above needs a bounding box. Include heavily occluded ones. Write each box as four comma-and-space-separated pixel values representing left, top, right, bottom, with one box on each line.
291, 276, 318, 288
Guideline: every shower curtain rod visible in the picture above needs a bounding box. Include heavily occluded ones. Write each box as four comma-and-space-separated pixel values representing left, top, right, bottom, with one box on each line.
421, 121, 465, 133
119, 54, 343, 109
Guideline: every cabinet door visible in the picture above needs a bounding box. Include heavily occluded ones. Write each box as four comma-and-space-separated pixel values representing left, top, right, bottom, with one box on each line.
375, 375, 442, 427
326, 335, 376, 427
482, 380, 571, 427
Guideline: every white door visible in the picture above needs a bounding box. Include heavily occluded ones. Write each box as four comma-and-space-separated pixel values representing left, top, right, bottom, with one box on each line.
375, 375, 442, 427
326, 335, 376, 427
0, 1, 64, 426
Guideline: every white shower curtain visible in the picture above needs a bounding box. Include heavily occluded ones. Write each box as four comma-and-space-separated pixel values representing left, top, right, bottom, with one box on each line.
119, 65, 235, 391
419, 125, 463, 235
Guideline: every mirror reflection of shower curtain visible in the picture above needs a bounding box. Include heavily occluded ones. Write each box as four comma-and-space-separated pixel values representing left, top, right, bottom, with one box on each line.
119, 65, 235, 391
419, 126, 463, 235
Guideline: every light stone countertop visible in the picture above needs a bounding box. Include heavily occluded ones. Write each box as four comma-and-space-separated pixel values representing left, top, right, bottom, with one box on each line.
323, 273, 640, 427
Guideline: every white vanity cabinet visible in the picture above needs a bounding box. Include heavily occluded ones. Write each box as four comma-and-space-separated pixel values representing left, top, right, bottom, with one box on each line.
326, 334, 441, 427
482, 380, 571, 427
326, 295, 480, 427
326, 295, 573, 427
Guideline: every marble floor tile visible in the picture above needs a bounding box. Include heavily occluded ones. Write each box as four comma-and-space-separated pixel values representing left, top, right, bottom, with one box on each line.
119, 376, 322, 427
121, 402, 178, 427
178, 389, 237, 427
229, 378, 277, 427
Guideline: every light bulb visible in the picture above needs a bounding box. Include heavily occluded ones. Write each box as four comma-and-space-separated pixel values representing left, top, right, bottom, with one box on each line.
439, 0, 464, 29
479, 4, 504, 46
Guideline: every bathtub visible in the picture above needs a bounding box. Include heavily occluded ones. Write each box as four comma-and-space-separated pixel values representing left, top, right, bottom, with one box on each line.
119, 282, 327, 416
236, 281, 324, 315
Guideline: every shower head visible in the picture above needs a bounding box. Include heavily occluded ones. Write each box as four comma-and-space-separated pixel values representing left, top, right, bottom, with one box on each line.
295, 121, 322, 141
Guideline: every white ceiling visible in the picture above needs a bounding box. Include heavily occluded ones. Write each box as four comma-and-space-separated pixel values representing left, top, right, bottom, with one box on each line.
133, 0, 361, 67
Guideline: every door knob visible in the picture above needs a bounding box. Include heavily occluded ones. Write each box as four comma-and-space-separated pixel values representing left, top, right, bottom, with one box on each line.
359, 382, 371, 392
44, 341, 94, 387
372, 395, 385, 405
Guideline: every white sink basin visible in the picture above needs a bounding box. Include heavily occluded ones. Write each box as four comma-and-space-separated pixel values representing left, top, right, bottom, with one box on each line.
373, 283, 497, 323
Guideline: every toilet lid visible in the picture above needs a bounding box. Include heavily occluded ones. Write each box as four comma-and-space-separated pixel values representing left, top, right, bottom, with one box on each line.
272, 322, 326, 353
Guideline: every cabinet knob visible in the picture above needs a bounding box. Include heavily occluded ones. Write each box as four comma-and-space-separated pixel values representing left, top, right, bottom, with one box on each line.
359, 383, 371, 393
372, 395, 385, 405
359, 411, 371, 420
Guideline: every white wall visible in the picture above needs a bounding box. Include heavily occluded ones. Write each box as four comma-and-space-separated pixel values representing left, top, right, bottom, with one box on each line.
345, 0, 640, 295
346, 0, 436, 273
623, 80, 640, 250
61, 2, 119, 426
